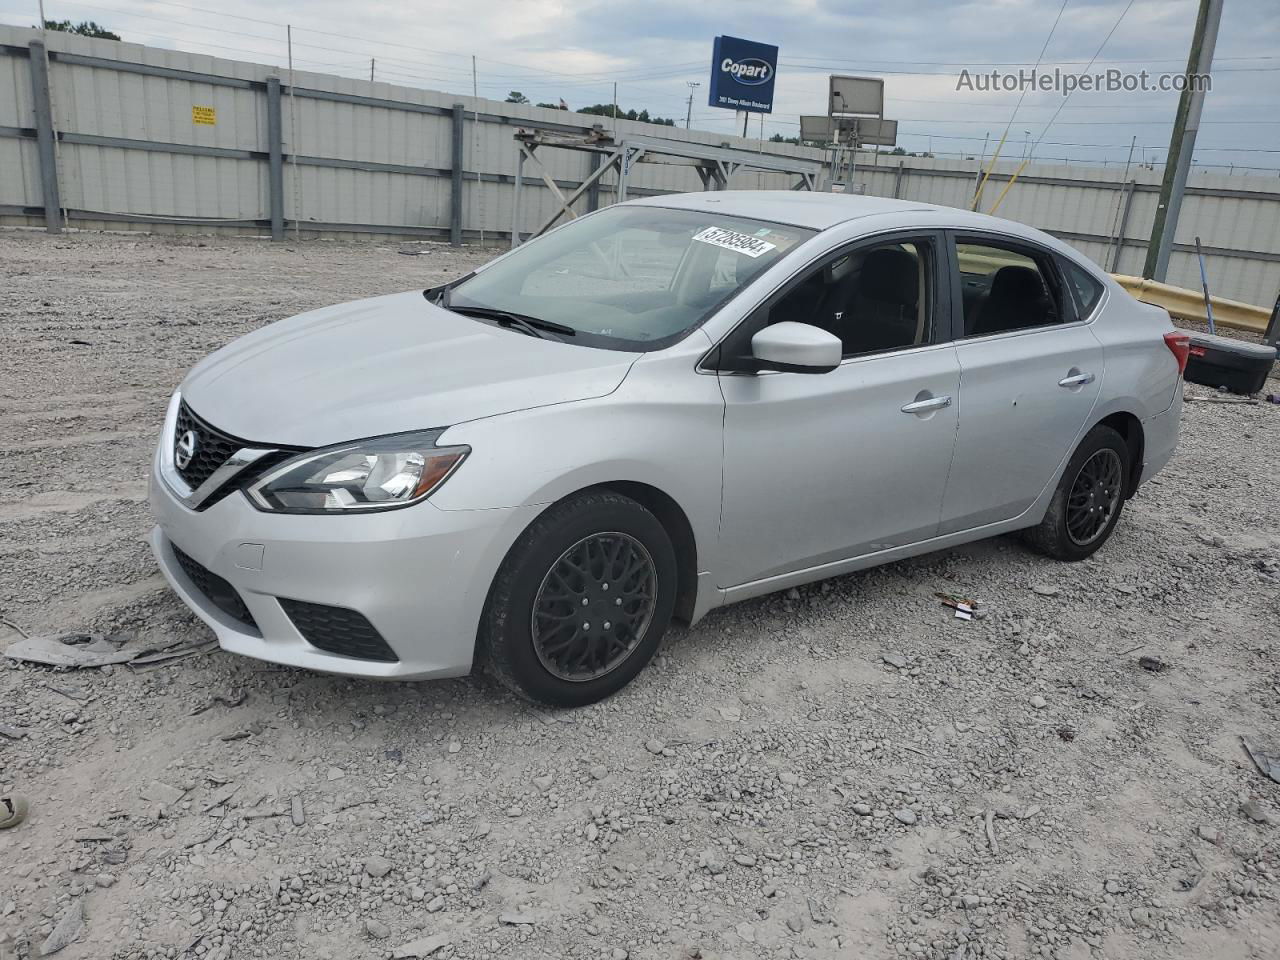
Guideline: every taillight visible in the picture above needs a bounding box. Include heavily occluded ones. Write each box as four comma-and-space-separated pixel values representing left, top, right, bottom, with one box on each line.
1163, 331, 1190, 376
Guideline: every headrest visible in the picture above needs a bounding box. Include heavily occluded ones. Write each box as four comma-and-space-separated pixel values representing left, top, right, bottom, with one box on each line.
988, 265, 1044, 302
859, 248, 919, 306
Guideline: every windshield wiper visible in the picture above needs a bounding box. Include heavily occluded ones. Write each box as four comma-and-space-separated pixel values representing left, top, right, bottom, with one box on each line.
446, 304, 576, 342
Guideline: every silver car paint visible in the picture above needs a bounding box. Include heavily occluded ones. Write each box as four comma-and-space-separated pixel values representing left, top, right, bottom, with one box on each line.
941, 323, 1105, 533
150, 192, 1181, 680
181, 290, 637, 447
718, 341, 962, 585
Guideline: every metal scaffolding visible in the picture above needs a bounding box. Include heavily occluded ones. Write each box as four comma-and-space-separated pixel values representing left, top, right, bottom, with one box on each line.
509, 128, 824, 246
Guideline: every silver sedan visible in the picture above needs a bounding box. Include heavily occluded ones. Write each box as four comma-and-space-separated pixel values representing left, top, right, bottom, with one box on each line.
149, 192, 1186, 706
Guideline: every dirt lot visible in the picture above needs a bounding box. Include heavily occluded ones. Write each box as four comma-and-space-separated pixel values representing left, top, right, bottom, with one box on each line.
1, 230, 1278, 960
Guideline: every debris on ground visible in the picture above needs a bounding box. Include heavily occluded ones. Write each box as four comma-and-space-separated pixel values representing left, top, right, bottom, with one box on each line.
139, 781, 186, 805
39, 898, 84, 954
1, 795, 29, 829
935, 591, 984, 620
391, 932, 452, 958
1138, 655, 1170, 672
1242, 737, 1280, 784
2, 632, 215, 669
2, 633, 138, 668
189, 688, 247, 715
499, 910, 537, 925
219, 721, 266, 741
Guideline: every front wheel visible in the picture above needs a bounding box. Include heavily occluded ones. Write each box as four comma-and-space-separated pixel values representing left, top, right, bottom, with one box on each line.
1024, 424, 1130, 562
479, 491, 677, 707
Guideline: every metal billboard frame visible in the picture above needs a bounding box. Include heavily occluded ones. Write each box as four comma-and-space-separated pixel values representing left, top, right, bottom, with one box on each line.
799, 115, 837, 143
828, 76, 884, 118
837, 116, 898, 146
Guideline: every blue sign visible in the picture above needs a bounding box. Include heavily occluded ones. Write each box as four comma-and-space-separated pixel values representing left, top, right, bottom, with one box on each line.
708, 35, 778, 114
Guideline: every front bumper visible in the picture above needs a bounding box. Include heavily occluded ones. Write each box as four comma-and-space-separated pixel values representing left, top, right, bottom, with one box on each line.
149, 447, 537, 680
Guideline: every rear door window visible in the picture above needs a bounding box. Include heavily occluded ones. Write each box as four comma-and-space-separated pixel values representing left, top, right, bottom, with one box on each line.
1060, 258, 1105, 317
955, 241, 1064, 337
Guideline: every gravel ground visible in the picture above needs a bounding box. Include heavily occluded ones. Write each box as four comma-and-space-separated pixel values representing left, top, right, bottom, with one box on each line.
1, 229, 1278, 960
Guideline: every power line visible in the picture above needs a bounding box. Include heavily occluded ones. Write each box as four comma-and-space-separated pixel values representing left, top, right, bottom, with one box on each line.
994, 0, 1070, 171
781, 53, 1278, 66
1031, 0, 1139, 156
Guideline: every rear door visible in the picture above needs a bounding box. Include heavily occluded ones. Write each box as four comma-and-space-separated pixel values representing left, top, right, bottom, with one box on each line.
939, 233, 1103, 534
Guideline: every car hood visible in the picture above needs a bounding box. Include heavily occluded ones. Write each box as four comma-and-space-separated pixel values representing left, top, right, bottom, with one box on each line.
180, 291, 636, 447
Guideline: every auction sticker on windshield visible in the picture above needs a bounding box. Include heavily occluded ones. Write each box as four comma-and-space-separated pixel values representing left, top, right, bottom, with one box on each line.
692, 226, 778, 258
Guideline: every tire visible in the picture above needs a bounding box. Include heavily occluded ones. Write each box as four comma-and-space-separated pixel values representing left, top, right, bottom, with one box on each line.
479, 490, 677, 707
1024, 424, 1130, 562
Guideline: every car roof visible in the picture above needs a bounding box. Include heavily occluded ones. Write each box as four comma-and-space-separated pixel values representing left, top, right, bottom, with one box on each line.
629, 190, 937, 229
627, 190, 1077, 259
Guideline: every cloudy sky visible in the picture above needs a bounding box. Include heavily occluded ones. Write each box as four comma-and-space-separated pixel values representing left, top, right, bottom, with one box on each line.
4, 0, 1277, 172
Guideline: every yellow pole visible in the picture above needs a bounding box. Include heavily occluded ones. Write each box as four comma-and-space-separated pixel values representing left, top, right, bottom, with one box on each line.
970, 129, 1009, 212
988, 158, 1030, 216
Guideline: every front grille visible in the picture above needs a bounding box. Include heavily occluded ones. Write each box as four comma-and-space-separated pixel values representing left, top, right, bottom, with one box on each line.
171, 401, 301, 510
174, 400, 250, 490
279, 599, 399, 662
170, 543, 259, 631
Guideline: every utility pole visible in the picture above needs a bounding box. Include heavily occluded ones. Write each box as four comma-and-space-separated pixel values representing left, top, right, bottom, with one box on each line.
685, 81, 699, 129
1144, 0, 1222, 281
612, 82, 617, 124
369, 58, 375, 83
287, 24, 299, 240
973, 131, 990, 200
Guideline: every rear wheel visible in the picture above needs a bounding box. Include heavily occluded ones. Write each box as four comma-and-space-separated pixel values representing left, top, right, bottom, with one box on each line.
1025, 424, 1129, 561
479, 491, 676, 707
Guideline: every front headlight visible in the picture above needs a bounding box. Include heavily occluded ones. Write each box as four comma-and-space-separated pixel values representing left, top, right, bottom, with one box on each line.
246, 430, 468, 514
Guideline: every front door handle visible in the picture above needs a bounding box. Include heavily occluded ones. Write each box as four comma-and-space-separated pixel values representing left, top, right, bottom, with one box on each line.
1058, 372, 1096, 388
901, 395, 952, 415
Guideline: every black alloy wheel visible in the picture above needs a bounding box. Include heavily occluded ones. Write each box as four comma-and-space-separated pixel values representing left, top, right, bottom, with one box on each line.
531, 532, 657, 682
1024, 423, 1130, 562
1064, 448, 1123, 546
480, 490, 677, 707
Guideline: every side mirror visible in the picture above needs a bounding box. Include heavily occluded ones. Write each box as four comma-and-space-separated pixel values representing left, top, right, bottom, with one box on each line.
750, 322, 841, 374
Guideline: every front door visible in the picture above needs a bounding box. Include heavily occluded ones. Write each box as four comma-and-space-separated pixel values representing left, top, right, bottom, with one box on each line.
715, 233, 961, 588
939, 236, 1104, 533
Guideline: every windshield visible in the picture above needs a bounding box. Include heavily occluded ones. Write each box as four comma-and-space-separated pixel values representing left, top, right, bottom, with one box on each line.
446, 205, 814, 351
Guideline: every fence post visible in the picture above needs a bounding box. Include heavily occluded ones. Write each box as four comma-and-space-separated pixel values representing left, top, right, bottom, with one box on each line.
1107, 180, 1137, 273
892, 161, 906, 199
450, 104, 465, 246
266, 77, 284, 241
28, 41, 63, 234
586, 152, 601, 212
1264, 288, 1280, 348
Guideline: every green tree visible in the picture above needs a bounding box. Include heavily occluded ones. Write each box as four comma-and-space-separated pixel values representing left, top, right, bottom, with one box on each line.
535, 102, 567, 110
39, 19, 121, 40
769, 133, 800, 145
505, 91, 530, 104
576, 103, 674, 126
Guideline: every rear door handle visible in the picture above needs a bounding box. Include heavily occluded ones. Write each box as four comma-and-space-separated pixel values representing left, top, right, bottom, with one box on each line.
1058, 372, 1096, 387
901, 395, 952, 414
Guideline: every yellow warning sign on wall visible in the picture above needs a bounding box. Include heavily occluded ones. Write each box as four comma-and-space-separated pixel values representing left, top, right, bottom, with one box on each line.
192, 106, 216, 126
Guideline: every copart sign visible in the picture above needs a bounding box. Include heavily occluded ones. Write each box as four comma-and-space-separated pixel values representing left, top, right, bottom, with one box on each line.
708, 35, 779, 114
